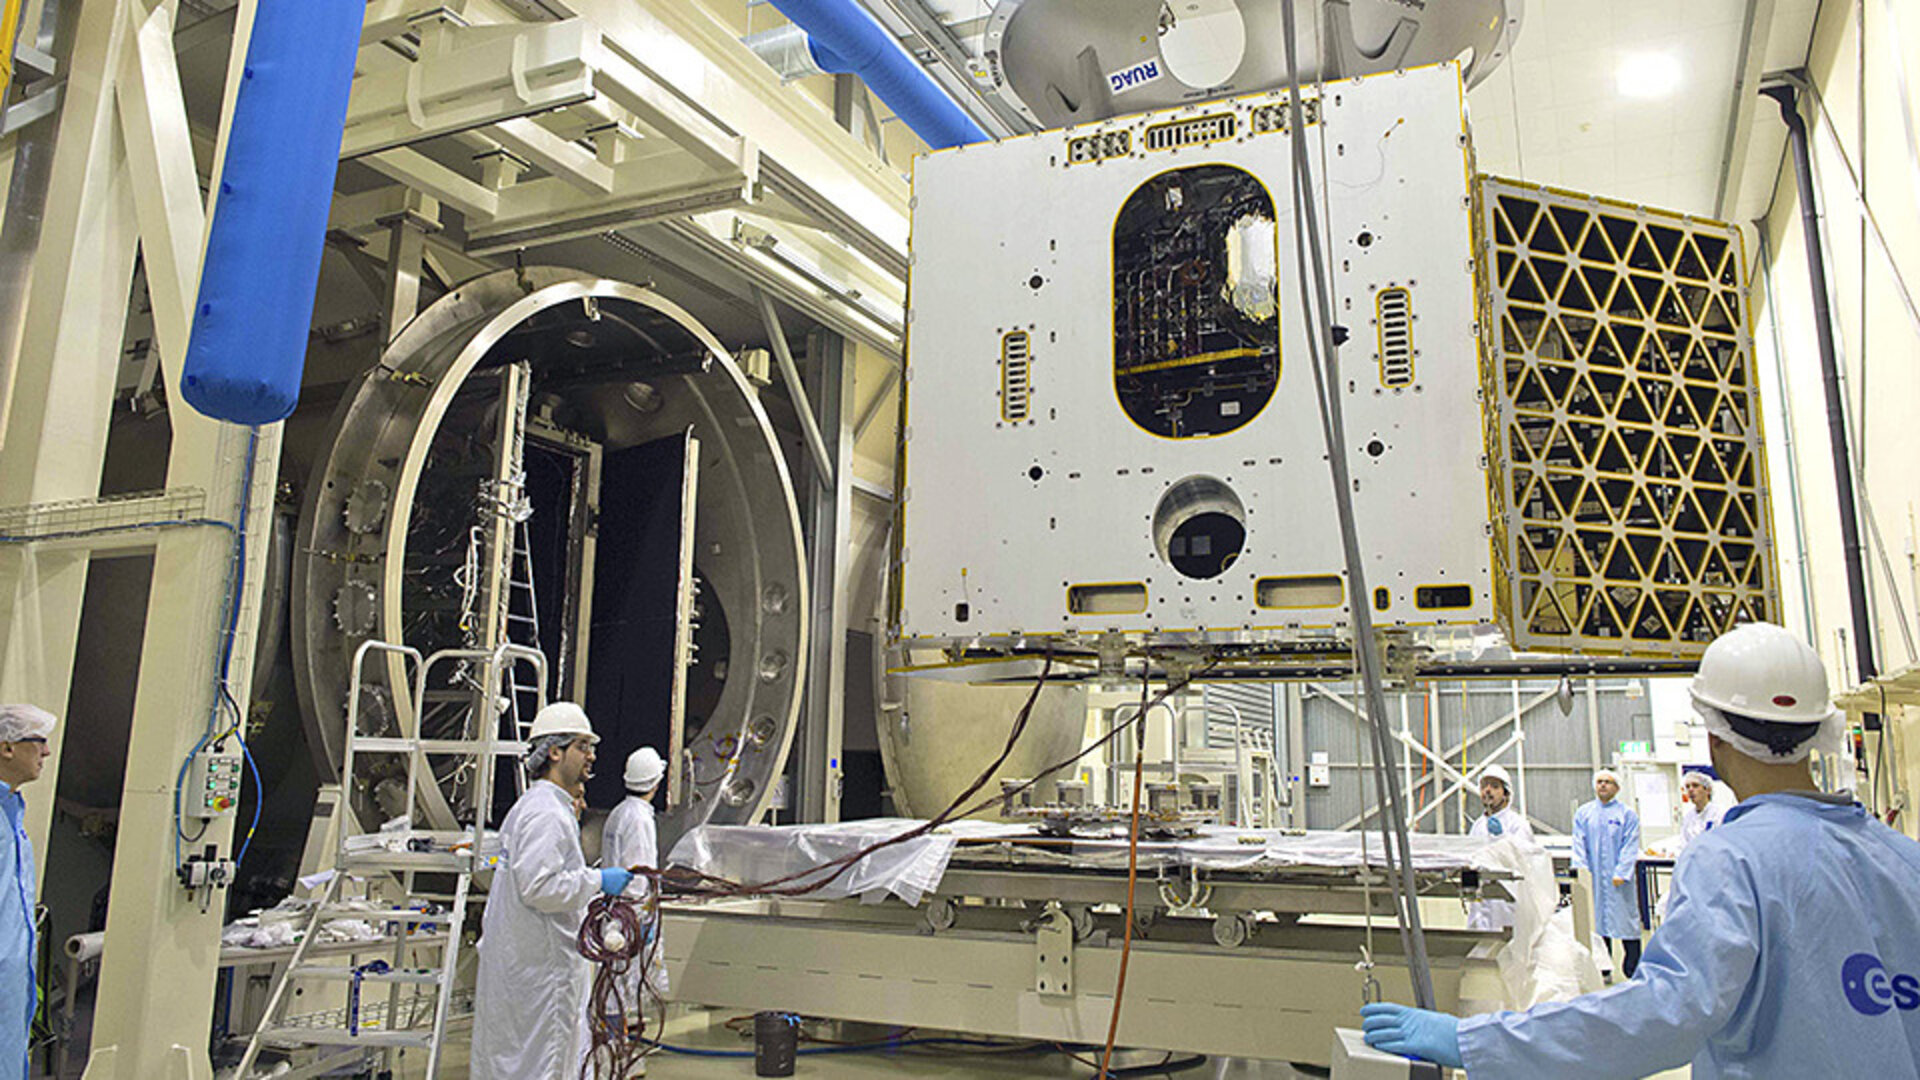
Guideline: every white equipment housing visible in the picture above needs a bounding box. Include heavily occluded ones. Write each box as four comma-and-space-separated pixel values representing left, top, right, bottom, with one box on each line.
899, 64, 1491, 649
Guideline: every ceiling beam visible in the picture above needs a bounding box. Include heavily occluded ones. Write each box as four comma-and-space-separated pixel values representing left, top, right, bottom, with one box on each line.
1715, 0, 1777, 218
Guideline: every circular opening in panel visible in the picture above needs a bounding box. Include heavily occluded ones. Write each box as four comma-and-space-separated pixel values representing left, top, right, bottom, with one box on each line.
1153, 476, 1246, 580
1158, 0, 1247, 89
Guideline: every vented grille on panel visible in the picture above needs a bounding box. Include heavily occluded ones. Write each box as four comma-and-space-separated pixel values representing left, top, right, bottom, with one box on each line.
1001, 330, 1032, 421
1144, 113, 1236, 152
1477, 177, 1777, 656
1376, 287, 1414, 387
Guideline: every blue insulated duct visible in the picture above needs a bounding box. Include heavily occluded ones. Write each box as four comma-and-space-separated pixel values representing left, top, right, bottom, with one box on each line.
180, 3, 363, 424
769, 0, 990, 149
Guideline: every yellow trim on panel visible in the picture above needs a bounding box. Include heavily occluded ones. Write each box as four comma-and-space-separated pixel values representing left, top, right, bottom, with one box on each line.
1001, 329, 1033, 421
1253, 574, 1347, 610
1066, 582, 1150, 616
1374, 286, 1414, 388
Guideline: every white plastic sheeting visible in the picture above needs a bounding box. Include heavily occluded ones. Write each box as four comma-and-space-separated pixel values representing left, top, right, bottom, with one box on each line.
667, 818, 965, 905
1461, 835, 1604, 1013
668, 822, 1507, 904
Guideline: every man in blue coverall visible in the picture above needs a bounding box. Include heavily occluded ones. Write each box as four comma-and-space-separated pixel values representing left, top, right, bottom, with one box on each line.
0, 705, 53, 1080
1362, 623, 1920, 1078
1572, 767, 1642, 979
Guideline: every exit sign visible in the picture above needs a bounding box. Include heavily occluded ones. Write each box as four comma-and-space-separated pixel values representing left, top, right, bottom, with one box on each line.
1618, 740, 1653, 755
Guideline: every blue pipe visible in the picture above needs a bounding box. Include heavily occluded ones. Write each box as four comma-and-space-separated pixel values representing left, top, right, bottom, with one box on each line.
768, 0, 990, 149
181, 3, 363, 424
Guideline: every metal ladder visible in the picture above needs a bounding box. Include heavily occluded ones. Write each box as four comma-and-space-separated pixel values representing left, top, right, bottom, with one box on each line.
504, 517, 544, 750
236, 640, 547, 1079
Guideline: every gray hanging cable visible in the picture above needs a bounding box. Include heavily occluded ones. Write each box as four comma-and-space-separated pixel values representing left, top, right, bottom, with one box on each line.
1278, 0, 1434, 1008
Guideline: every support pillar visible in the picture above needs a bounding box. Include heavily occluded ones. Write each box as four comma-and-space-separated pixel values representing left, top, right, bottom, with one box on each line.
796, 331, 853, 823
0, 0, 148, 882
74, 2, 285, 1076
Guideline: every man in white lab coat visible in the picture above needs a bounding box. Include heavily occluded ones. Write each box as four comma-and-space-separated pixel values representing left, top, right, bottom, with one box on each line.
601, 745, 670, 1059
470, 703, 634, 1080
1466, 763, 1534, 931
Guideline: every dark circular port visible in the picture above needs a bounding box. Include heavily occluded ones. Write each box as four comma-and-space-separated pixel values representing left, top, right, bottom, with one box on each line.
1028, 465, 1044, 481
1357, 231, 1374, 247
1153, 476, 1247, 581
1028, 274, 1045, 290
1366, 439, 1386, 457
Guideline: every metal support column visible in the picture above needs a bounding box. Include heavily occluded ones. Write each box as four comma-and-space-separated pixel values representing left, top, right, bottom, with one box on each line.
796, 330, 853, 823
1284, 683, 1306, 829
78, 3, 285, 1077
379, 196, 440, 342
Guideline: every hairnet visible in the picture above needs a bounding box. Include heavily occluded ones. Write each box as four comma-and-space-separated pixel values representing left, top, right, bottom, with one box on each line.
1593, 768, 1621, 786
0, 705, 56, 743
524, 732, 573, 776
1693, 701, 1844, 767
1680, 770, 1714, 791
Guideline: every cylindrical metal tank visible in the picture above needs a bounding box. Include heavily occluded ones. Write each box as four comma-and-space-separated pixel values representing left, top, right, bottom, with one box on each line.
982, 0, 1523, 129
875, 674, 1089, 819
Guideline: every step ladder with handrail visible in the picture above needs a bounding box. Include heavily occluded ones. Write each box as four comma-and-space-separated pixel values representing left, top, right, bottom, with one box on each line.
235, 639, 547, 1080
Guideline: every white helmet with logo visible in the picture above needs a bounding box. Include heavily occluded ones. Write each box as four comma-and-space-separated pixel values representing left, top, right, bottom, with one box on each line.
1689, 622, 1837, 763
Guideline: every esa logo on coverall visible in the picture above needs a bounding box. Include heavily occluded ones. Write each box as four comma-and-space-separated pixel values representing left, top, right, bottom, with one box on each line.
1843, 953, 1920, 1016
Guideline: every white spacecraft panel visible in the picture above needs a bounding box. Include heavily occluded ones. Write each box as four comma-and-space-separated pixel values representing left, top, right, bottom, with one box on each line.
898, 64, 1492, 647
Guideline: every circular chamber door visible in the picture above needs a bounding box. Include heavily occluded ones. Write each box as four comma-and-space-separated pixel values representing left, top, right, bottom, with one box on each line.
293, 269, 807, 849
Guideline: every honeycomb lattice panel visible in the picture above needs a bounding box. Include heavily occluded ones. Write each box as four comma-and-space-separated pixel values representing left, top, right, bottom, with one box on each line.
1477, 178, 1778, 656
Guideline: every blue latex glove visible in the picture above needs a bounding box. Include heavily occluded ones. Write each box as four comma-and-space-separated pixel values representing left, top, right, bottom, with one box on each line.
599, 867, 633, 895
1360, 1002, 1464, 1068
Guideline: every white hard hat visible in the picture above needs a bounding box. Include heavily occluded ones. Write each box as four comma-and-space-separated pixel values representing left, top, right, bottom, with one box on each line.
624, 747, 665, 791
1689, 622, 1835, 726
1478, 763, 1513, 791
0, 705, 55, 743
527, 702, 599, 743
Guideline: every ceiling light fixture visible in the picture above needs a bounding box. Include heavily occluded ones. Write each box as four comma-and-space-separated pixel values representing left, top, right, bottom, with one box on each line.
1617, 52, 1683, 98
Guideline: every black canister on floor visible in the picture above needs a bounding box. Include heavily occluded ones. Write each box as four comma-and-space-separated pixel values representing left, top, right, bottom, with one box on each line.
754, 1011, 799, 1077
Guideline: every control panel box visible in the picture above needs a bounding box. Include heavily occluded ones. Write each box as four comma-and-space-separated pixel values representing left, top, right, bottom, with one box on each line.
186, 746, 244, 820
897, 64, 1492, 649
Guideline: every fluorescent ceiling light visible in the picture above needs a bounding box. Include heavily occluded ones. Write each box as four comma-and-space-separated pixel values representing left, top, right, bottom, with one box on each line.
1617, 52, 1682, 98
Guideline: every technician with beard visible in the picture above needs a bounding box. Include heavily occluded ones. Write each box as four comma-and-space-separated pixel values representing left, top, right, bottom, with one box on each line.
1466, 763, 1533, 931
471, 702, 633, 1079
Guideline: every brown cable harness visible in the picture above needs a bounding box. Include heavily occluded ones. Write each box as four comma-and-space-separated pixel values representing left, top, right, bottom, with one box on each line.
576, 890, 664, 1079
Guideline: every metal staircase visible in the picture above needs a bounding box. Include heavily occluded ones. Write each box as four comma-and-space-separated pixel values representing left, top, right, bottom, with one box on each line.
236, 640, 546, 1079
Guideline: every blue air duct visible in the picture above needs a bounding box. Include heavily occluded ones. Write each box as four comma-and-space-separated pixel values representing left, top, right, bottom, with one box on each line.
767, 0, 990, 149
181, 3, 363, 424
